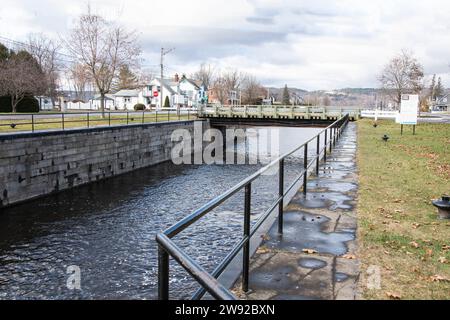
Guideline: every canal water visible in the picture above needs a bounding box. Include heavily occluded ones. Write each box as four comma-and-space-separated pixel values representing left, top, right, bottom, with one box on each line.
0, 127, 322, 300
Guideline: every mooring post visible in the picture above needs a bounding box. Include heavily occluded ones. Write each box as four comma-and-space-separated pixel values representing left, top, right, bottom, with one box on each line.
303, 143, 308, 195
158, 246, 169, 300
278, 159, 285, 234
242, 183, 252, 293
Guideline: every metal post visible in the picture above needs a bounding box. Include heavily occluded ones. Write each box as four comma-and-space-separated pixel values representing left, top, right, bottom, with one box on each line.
329, 128, 333, 152
188, 110, 190, 121
242, 183, 252, 293
142, 111, 145, 124
278, 159, 285, 235
126, 112, 129, 125
413, 125, 416, 136
168, 110, 170, 122
31, 115, 34, 132
303, 143, 308, 195
401, 124, 403, 136
156, 110, 158, 123
109, 112, 111, 126
158, 246, 169, 300
324, 130, 328, 162
87, 113, 90, 128
62, 113, 65, 130
316, 135, 320, 175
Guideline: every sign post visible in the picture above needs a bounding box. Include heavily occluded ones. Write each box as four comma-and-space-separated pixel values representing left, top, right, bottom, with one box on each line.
396, 94, 418, 135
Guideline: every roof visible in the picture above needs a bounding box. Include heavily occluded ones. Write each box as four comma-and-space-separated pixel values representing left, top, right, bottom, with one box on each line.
114, 90, 140, 97
154, 78, 176, 95
93, 94, 115, 101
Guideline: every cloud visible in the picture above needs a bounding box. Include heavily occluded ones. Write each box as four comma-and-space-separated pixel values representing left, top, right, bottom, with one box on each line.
1, 0, 450, 90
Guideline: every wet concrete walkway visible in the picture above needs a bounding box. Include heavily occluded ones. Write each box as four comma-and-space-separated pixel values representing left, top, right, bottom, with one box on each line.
235, 122, 359, 300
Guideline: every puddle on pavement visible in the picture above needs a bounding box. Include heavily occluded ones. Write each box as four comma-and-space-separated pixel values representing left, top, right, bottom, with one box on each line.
291, 192, 354, 210
298, 258, 327, 270
335, 273, 350, 283
265, 211, 355, 256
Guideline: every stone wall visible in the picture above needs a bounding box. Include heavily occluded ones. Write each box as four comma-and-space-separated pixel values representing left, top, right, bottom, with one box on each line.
0, 120, 208, 208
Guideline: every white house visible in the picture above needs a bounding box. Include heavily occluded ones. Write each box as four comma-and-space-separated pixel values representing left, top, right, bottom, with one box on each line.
145, 74, 207, 109
113, 90, 148, 110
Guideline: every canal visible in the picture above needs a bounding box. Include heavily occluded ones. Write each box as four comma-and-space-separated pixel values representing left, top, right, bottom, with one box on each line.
0, 127, 322, 299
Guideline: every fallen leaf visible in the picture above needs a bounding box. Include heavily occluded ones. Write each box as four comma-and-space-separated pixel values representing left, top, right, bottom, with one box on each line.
342, 254, 357, 260
438, 257, 448, 264
395, 210, 403, 213
426, 249, 433, 256
256, 247, 270, 255
302, 249, 318, 255
410, 241, 420, 249
386, 292, 402, 300
393, 199, 403, 203
430, 275, 450, 283
442, 245, 450, 251
412, 223, 421, 229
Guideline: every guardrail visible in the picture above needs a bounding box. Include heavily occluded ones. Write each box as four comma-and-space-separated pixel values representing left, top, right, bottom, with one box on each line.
360, 110, 399, 119
199, 105, 361, 120
156, 114, 350, 300
0, 110, 198, 133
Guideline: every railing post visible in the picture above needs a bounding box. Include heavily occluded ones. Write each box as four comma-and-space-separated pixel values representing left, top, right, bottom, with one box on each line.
87, 113, 90, 128
329, 128, 333, 152
109, 112, 111, 126
168, 110, 170, 122
303, 143, 308, 195
316, 135, 320, 175
188, 110, 190, 121
278, 159, 285, 235
158, 246, 170, 300
242, 183, 252, 293
142, 111, 145, 124
31, 115, 35, 132
126, 112, 129, 125
62, 113, 65, 130
156, 110, 158, 123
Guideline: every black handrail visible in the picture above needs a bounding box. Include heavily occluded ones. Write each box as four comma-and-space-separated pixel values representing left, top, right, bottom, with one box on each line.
156, 114, 350, 300
0, 110, 197, 133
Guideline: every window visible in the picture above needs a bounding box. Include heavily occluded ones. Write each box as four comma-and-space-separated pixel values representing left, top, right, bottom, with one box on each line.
124, 98, 131, 103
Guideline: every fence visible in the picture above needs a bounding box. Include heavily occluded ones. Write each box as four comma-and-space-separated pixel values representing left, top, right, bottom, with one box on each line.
156, 114, 350, 300
0, 110, 198, 134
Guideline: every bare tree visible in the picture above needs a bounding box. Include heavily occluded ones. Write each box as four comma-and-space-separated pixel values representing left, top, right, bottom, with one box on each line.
0, 51, 46, 112
241, 74, 265, 105
69, 63, 92, 101
27, 33, 61, 106
192, 63, 216, 88
379, 50, 424, 107
66, 6, 141, 115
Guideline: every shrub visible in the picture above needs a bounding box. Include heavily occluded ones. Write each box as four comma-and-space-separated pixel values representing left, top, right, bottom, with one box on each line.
134, 103, 146, 111
164, 96, 170, 108
0, 95, 40, 113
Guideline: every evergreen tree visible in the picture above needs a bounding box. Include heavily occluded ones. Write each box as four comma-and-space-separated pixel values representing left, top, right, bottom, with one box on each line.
435, 77, 444, 98
113, 65, 138, 91
282, 85, 290, 105
429, 74, 436, 101
164, 96, 171, 108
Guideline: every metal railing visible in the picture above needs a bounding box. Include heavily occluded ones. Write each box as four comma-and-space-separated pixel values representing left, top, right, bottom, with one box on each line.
199, 105, 361, 120
156, 114, 350, 300
0, 110, 197, 134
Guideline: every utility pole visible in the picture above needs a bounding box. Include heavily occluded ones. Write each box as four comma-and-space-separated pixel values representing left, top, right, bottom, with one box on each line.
160, 47, 175, 109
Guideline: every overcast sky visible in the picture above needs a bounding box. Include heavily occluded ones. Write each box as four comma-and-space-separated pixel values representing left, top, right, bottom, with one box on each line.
1, 0, 450, 90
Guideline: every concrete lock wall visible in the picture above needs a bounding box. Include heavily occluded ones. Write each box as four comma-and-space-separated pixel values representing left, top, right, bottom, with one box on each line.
0, 120, 209, 208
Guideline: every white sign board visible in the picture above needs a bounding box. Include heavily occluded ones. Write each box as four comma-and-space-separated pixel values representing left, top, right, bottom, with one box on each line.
396, 94, 418, 125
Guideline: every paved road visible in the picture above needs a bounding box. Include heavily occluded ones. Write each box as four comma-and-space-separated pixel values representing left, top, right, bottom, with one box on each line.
418, 113, 450, 124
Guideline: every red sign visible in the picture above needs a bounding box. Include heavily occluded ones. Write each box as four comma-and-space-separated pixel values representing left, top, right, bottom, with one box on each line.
153, 91, 159, 97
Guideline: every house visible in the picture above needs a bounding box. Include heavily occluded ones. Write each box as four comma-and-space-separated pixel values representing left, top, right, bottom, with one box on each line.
146, 74, 207, 109
431, 94, 449, 113
91, 94, 115, 110
113, 90, 147, 110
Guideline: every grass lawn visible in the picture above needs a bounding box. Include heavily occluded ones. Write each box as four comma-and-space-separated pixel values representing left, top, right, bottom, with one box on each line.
357, 119, 450, 300
0, 114, 196, 133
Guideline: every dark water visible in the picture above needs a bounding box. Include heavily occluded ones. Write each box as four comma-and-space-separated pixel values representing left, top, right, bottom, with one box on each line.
0, 127, 322, 300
